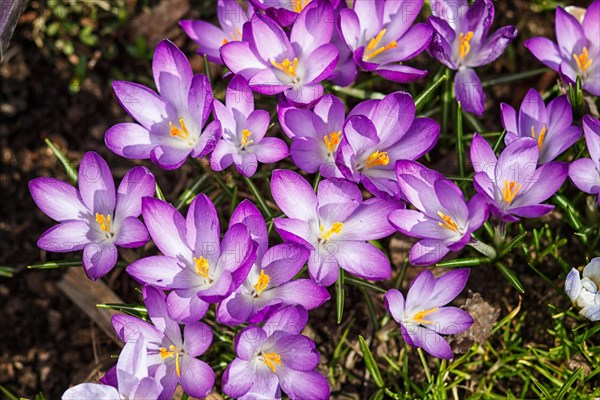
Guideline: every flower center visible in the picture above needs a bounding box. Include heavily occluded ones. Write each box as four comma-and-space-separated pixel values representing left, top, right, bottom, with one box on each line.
363, 29, 397, 61
95, 213, 112, 232
365, 151, 390, 169
412, 307, 439, 324
502, 180, 522, 204
241, 129, 254, 149
573, 47, 592, 74
160, 345, 182, 377
319, 222, 343, 242
291, 0, 311, 13
531, 125, 547, 150
194, 256, 210, 279
323, 131, 341, 154
253, 270, 270, 296
221, 27, 242, 45
271, 57, 299, 78
260, 352, 281, 373
437, 211, 460, 233
459, 31, 474, 59
170, 117, 190, 140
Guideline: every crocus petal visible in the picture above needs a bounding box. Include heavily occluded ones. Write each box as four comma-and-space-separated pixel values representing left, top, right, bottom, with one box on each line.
565, 268, 582, 303
235, 326, 266, 359
581, 304, 600, 321
284, 83, 325, 107
264, 304, 308, 335
263, 279, 330, 311
339, 8, 362, 50
179, 20, 224, 63
454, 68, 484, 116
509, 204, 555, 218
230, 199, 269, 256
582, 258, 600, 281
303, 44, 339, 84
409, 239, 450, 266
143, 286, 182, 345
583, 0, 600, 44
112, 314, 163, 345
375, 64, 429, 83
317, 178, 362, 223
277, 104, 318, 139
105, 123, 154, 160
583, 115, 600, 163
469, 25, 517, 67
225, 75, 254, 120
260, 243, 309, 285
333, 241, 391, 281
274, 218, 314, 247
523, 37, 562, 71
167, 291, 210, 323
186, 194, 221, 259
470, 133, 497, 175
83, 243, 118, 280
430, 269, 470, 306
370, 23, 432, 65
127, 256, 189, 289
384, 288, 405, 323
512, 162, 568, 207
153, 39, 192, 111
427, 307, 473, 334
249, 13, 294, 62
62, 383, 120, 399
116, 332, 149, 395
220, 41, 267, 79
271, 333, 319, 371
210, 139, 235, 172
289, 138, 325, 174
115, 167, 155, 219
112, 81, 174, 133
339, 198, 400, 240
142, 197, 192, 260
114, 217, 149, 248
271, 170, 318, 221
384, 117, 439, 161
539, 126, 581, 164
494, 137, 539, 186
78, 152, 116, 215
179, 356, 215, 399
219, 223, 254, 274
518, 89, 547, 140
278, 369, 330, 400
150, 145, 191, 171
290, 1, 334, 55
253, 137, 289, 163
388, 209, 451, 240
188, 74, 214, 130
183, 321, 213, 357
402, 324, 453, 359
555, 7, 586, 58
222, 358, 254, 398
29, 178, 88, 222
37, 220, 92, 252
569, 158, 600, 194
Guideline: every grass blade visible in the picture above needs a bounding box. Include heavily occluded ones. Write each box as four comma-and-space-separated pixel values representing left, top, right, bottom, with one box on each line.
28, 260, 82, 269
415, 73, 447, 112
345, 276, 386, 294
244, 176, 273, 219
496, 261, 525, 293
45, 138, 77, 184
336, 270, 345, 324
358, 335, 385, 388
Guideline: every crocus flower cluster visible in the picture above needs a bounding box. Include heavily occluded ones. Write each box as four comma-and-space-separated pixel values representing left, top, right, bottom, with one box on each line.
385, 269, 473, 359
525, 0, 600, 96
565, 258, 600, 321
428, 0, 517, 115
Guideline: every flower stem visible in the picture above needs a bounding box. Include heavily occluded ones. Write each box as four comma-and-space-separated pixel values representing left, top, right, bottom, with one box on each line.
468, 238, 497, 259
417, 348, 432, 384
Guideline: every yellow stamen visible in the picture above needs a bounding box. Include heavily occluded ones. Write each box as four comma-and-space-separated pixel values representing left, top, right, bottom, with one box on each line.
222, 38, 229, 46
459, 31, 474, 59
160, 345, 181, 377
413, 307, 439, 324
502, 180, 522, 204
194, 256, 209, 278
222, 27, 243, 46
262, 352, 281, 372
319, 222, 344, 241
531, 125, 547, 150
270, 57, 299, 78
365, 151, 390, 168
323, 131, 341, 154
291, 0, 311, 13
253, 270, 270, 296
363, 29, 397, 61
573, 47, 592, 73
95, 213, 111, 232
170, 118, 189, 140
437, 211, 459, 233
241, 129, 254, 148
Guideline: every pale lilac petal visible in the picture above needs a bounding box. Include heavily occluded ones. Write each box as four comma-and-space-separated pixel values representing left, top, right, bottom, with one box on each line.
284, 83, 324, 107
500, 103, 518, 134
375, 64, 429, 83
126, 256, 186, 289
384, 117, 439, 160
333, 241, 391, 281
470, 133, 497, 175
115, 167, 155, 219
220, 41, 267, 79
339, 198, 400, 240
555, 7, 586, 58
583, 0, 600, 44
290, 138, 325, 174
62, 383, 120, 399
105, 123, 154, 160
235, 326, 266, 359
569, 158, 600, 194
495, 137, 539, 186
210, 139, 235, 172
226, 74, 254, 119
402, 324, 453, 359
150, 145, 190, 170
266, 279, 330, 310
143, 286, 182, 345
114, 217, 149, 248
427, 268, 470, 307
183, 321, 213, 357
455, 68, 484, 116
222, 358, 254, 398
409, 239, 450, 266
179, 356, 215, 398
249, 13, 294, 62
112, 81, 174, 133
272, 333, 319, 371
303, 44, 339, 84
316, 178, 362, 223
512, 162, 568, 207
290, 1, 334, 55
384, 288, 405, 323
264, 304, 308, 335
388, 209, 451, 240
509, 204, 555, 218
29, 178, 88, 222
524, 37, 562, 71
142, 197, 192, 260
253, 137, 289, 163
153, 39, 192, 111
277, 104, 317, 139
339, 8, 361, 50
518, 88, 547, 140
188, 74, 213, 128
271, 170, 318, 221
308, 246, 339, 286
111, 314, 163, 345
186, 194, 221, 258
179, 20, 224, 63
583, 115, 600, 162
230, 199, 269, 256
581, 304, 600, 321
78, 152, 116, 215
427, 307, 473, 334
469, 25, 517, 67
37, 220, 92, 252
83, 243, 118, 280
167, 291, 209, 323
539, 125, 581, 164
565, 268, 581, 303
273, 218, 314, 247
277, 369, 330, 400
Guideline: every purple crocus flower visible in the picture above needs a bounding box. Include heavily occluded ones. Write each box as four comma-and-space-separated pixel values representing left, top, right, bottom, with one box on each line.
222, 305, 330, 399
278, 94, 346, 178
569, 115, 600, 205
501, 88, 582, 164
271, 170, 400, 286
249, 0, 338, 26
339, 0, 433, 83
62, 333, 164, 400
336, 91, 440, 198
428, 0, 517, 116
470, 134, 568, 222
211, 75, 288, 177
525, 1, 600, 96
179, 0, 253, 64
105, 39, 220, 169
565, 258, 600, 321
217, 200, 330, 326
29, 151, 155, 280
220, 1, 338, 106
112, 287, 214, 399
385, 269, 473, 359
127, 194, 256, 323
389, 161, 488, 266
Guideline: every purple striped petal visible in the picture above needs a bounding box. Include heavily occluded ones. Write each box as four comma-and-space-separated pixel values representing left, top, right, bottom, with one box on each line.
114, 216, 149, 248
409, 239, 450, 266
112, 81, 175, 133
271, 170, 318, 221
153, 39, 192, 111
83, 242, 118, 280
524, 37, 562, 71
384, 288, 405, 322
183, 321, 213, 357
220, 41, 267, 79
278, 369, 330, 400
333, 241, 391, 281
253, 137, 289, 163
142, 197, 192, 260
104, 123, 154, 160
455, 68, 484, 116
37, 220, 92, 252
78, 152, 116, 215
143, 286, 182, 345
264, 304, 308, 335
179, 20, 224, 63
570, 158, 600, 195
402, 324, 453, 359
115, 167, 155, 219
126, 255, 189, 289
29, 177, 88, 222
186, 194, 221, 259
167, 290, 209, 323
179, 356, 215, 398
339, 198, 400, 240
427, 306, 473, 334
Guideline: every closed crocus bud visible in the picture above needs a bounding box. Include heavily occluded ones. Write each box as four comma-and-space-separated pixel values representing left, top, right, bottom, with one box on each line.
565, 258, 600, 321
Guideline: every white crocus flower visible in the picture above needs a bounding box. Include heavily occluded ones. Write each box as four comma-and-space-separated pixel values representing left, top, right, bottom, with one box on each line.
565, 258, 600, 321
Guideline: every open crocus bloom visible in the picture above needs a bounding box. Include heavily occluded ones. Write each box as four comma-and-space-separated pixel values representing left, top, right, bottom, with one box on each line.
278, 94, 346, 178
389, 161, 488, 266
62, 333, 164, 400
180, 0, 253, 64
220, 1, 338, 106
502, 89, 581, 164
336, 91, 440, 198
385, 269, 473, 359
525, 0, 600, 96
470, 134, 568, 222
222, 305, 330, 399
271, 170, 400, 286
218, 200, 329, 326
127, 194, 256, 323
112, 287, 215, 399
566, 258, 600, 321
106, 39, 220, 169
569, 115, 600, 205
211, 75, 288, 177
428, 0, 517, 115
29, 151, 155, 280
339, 0, 432, 83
